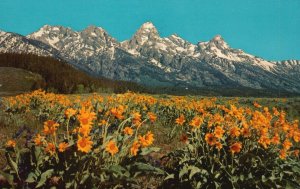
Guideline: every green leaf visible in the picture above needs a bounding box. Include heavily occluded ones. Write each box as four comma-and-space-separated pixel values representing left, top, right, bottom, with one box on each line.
26, 172, 37, 183
214, 172, 221, 179
117, 134, 124, 141
132, 162, 164, 175
283, 171, 293, 175
231, 176, 238, 183
80, 174, 89, 184
0, 171, 14, 186
179, 166, 189, 179
123, 170, 130, 178
108, 165, 126, 176
240, 174, 244, 181
248, 172, 253, 179
291, 165, 300, 173
140, 147, 160, 155
100, 174, 105, 182
269, 172, 276, 181
36, 169, 54, 188
196, 181, 202, 189
34, 146, 41, 159
68, 139, 75, 147
187, 144, 195, 152
6, 153, 18, 177
188, 166, 201, 180
280, 172, 284, 181
214, 182, 220, 188
164, 174, 174, 181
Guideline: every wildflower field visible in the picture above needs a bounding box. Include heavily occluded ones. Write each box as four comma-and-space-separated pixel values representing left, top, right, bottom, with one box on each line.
0, 90, 300, 188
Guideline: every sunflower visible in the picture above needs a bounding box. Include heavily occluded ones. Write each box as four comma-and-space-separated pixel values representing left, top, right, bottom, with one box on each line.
77, 135, 93, 153
145, 131, 154, 145
175, 114, 186, 126
272, 107, 280, 116
132, 112, 142, 125
43, 120, 59, 135
279, 149, 287, 160
78, 124, 92, 137
65, 108, 77, 118
6, 140, 16, 148
147, 112, 157, 123
258, 135, 271, 149
253, 101, 262, 108
77, 107, 96, 128
271, 134, 280, 145
205, 133, 216, 146
110, 105, 125, 120
105, 140, 119, 156
283, 139, 292, 150
293, 130, 300, 143
130, 141, 140, 156
98, 119, 108, 127
58, 142, 68, 152
139, 131, 154, 147
33, 134, 44, 146
189, 116, 203, 129
123, 127, 134, 136
214, 126, 225, 139
230, 142, 242, 154
45, 143, 56, 155
215, 141, 223, 150
229, 126, 240, 138
241, 127, 251, 138
294, 149, 299, 157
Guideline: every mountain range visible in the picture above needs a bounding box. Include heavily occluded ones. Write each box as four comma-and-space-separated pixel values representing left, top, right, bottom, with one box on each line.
1, 22, 300, 94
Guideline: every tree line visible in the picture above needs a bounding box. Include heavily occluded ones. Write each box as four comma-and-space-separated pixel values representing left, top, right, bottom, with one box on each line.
0, 53, 147, 94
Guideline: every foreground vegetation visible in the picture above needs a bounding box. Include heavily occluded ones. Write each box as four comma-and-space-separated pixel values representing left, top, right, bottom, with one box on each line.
0, 90, 299, 188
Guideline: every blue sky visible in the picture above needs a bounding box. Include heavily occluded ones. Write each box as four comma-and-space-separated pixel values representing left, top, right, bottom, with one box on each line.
1, 0, 299, 61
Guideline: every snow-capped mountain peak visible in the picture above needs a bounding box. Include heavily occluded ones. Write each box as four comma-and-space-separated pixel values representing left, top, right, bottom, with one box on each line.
28, 25, 76, 48
27, 25, 119, 59
29, 25, 73, 38
82, 25, 106, 35
207, 35, 229, 49
212, 34, 225, 42
1, 23, 300, 94
81, 25, 118, 47
120, 22, 161, 55
130, 22, 160, 45
138, 22, 157, 32
0, 29, 61, 57
197, 36, 239, 60
167, 34, 188, 46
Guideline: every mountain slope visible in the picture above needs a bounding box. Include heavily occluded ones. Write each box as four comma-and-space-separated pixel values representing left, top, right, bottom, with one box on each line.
0, 30, 62, 58
28, 25, 176, 86
0, 53, 147, 93
1, 22, 300, 94
0, 67, 44, 96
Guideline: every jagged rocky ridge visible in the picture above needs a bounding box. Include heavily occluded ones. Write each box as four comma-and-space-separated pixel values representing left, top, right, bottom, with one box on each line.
1, 22, 300, 93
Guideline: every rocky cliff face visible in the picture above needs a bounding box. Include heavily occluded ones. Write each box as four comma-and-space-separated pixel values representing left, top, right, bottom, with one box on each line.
1, 22, 300, 93
0, 30, 61, 57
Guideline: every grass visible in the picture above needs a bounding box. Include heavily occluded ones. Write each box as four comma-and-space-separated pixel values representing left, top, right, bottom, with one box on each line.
0, 67, 43, 96
0, 108, 41, 169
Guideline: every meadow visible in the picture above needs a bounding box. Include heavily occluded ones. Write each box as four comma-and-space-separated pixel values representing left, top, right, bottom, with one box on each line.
0, 90, 299, 188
